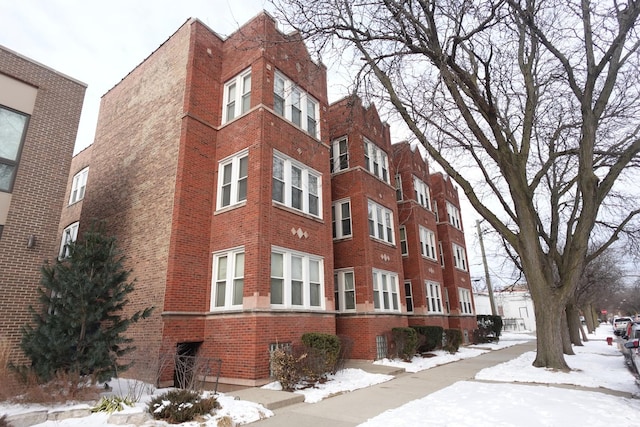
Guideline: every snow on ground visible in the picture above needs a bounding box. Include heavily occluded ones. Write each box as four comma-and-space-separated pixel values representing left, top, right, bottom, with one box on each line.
2, 324, 638, 426
359, 324, 640, 427
262, 368, 394, 403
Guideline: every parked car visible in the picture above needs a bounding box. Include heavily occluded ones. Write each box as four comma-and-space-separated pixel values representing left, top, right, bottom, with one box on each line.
613, 317, 633, 336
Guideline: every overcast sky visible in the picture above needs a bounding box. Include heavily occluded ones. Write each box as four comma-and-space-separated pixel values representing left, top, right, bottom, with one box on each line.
0, 0, 272, 153
0, 0, 501, 287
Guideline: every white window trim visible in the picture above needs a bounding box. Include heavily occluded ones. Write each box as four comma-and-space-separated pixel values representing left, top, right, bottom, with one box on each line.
395, 174, 403, 201
419, 226, 437, 261
364, 138, 390, 183
211, 247, 244, 310
438, 241, 445, 267
372, 269, 400, 312
426, 280, 444, 314
69, 167, 88, 205
334, 269, 356, 312
273, 70, 320, 138
59, 222, 79, 258
222, 68, 251, 124
413, 175, 430, 210
368, 200, 395, 244
459, 288, 473, 314
272, 150, 322, 218
399, 226, 408, 256
453, 243, 468, 271
446, 201, 462, 229
216, 150, 248, 210
404, 280, 414, 313
270, 247, 324, 309
332, 199, 352, 239
330, 136, 349, 173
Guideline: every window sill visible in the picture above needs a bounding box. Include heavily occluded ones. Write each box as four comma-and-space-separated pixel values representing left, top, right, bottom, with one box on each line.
215, 200, 247, 215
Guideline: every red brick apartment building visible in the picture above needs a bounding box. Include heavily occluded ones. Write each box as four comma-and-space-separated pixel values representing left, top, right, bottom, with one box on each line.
0, 45, 86, 363
58, 12, 475, 388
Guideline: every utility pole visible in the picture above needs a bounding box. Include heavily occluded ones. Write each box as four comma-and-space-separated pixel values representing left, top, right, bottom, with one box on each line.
476, 220, 497, 315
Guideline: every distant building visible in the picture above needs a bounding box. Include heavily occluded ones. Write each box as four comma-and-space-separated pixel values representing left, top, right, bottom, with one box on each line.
0, 45, 86, 364
58, 12, 476, 388
474, 285, 535, 332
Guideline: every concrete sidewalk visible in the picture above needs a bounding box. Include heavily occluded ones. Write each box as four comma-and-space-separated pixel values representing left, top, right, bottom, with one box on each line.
233, 341, 537, 426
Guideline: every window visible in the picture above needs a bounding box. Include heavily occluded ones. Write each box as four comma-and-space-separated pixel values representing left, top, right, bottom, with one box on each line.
419, 226, 437, 261
399, 226, 408, 256
364, 138, 389, 183
426, 281, 443, 313
270, 248, 324, 309
272, 151, 322, 217
334, 269, 355, 312
217, 151, 248, 209
453, 243, 468, 271
0, 105, 29, 193
223, 69, 251, 123
59, 222, 79, 258
69, 167, 89, 204
413, 176, 430, 209
211, 248, 244, 309
273, 71, 319, 138
330, 137, 349, 173
438, 242, 445, 267
433, 200, 439, 222
446, 202, 462, 229
395, 174, 403, 201
459, 288, 473, 314
368, 200, 395, 244
404, 281, 413, 312
372, 269, 400, 312
444, 288, 451, 313
332, 199, 352, 239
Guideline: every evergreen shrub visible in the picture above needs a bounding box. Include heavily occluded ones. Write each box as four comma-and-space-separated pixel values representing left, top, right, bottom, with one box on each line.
391, 327, 418, 361
301, 333, 341, 374
411, 326, 444, 352
443, 329, 463, 353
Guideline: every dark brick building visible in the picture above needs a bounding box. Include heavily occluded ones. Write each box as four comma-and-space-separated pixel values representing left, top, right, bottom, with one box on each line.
0, 45, 86, 364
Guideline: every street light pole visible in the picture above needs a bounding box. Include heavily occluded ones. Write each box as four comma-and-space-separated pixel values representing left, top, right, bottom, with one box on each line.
476, 220, 497, 316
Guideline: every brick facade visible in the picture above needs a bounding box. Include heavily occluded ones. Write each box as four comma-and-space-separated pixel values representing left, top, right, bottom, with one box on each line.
0, 45, 86, 364
51, 12, 476, 386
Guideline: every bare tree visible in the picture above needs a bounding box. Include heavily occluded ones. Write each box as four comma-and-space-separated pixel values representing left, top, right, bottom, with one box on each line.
272, 0, 640, 370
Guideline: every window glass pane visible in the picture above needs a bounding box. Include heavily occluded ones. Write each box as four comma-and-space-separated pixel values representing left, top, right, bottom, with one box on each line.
341, 202, 350, 219
215, 282, 226, 307
291, 90, 301, 126
310, 260, 320, 282
0, 164, 16, 192
332, 205, 336, 238
272, 157, 284, 203
217, 256, 227, 280
310, 283, 320, 306
0, 108, 27, 161
271, 278, 283, 304
233, 279, 243, 305
242, 74, 251, 113
271, 252, 283, 277
334, 274, 340, 311
292, 281, 303, 305
238, 177, 247, 202
292, 256, 302, 279
235, 253, 244, 276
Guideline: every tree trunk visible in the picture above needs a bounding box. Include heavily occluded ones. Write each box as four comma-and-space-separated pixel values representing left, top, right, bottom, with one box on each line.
532, 297, 571, 370
566, 302, 583, 346
561, 309, 574, 355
